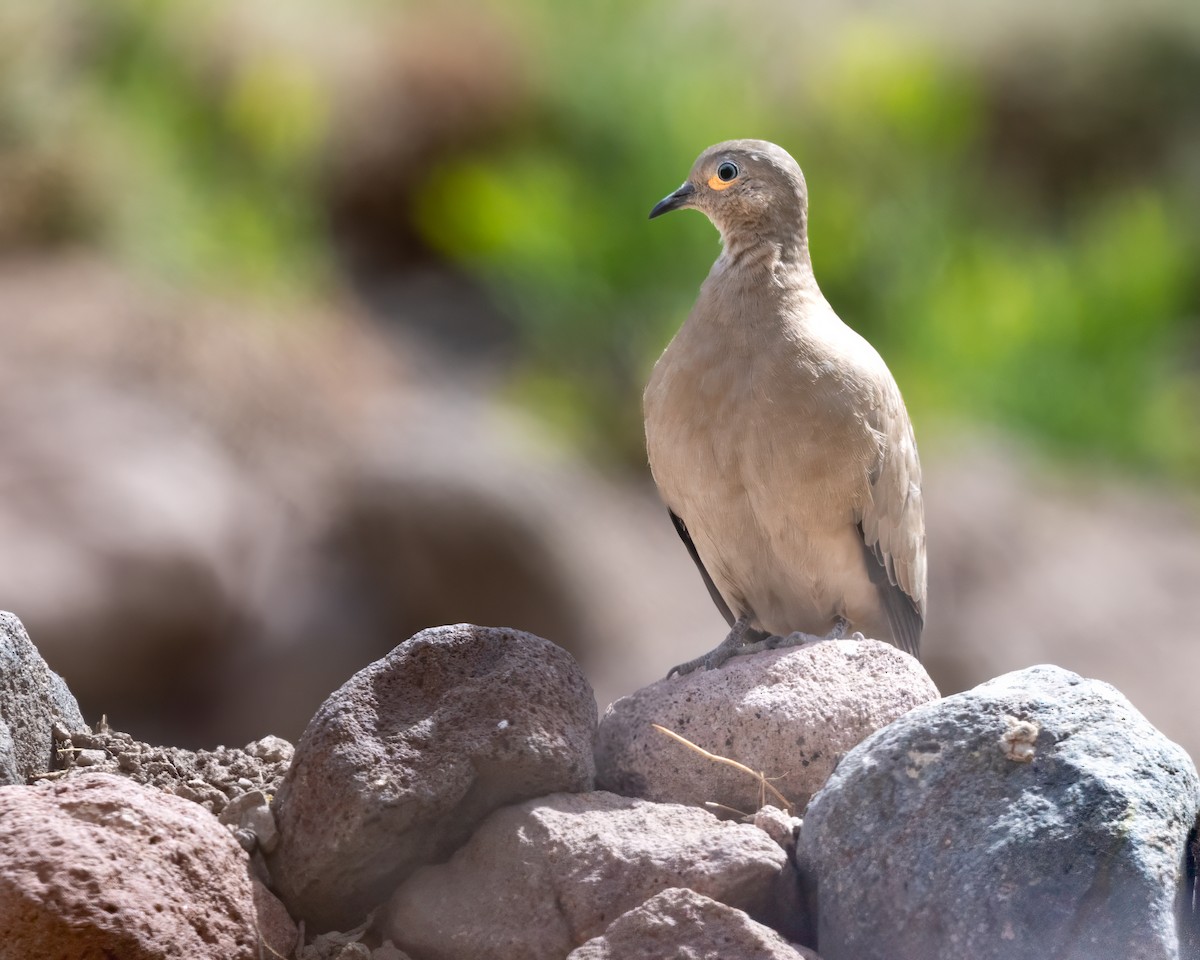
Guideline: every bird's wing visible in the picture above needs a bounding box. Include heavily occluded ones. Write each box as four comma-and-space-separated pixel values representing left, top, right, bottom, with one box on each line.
857, 386, 927, 657
669, 509, 736, 627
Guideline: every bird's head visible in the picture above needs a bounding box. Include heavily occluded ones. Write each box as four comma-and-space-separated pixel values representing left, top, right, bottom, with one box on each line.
649, 139, 809, 248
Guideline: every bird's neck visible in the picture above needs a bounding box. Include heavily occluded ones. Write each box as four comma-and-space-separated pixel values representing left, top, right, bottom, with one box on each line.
711, 231, 818, 294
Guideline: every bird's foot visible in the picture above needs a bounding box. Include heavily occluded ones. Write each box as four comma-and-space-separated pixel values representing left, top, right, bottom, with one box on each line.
667, 614, 764, 678
765, 617, 864, 651
666, 616, 868, 678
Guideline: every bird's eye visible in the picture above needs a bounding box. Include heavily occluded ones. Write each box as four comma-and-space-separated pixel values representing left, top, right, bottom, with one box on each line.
716, 161, 739, 182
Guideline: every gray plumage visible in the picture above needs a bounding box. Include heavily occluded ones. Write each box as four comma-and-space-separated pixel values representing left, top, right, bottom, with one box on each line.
645, 140, 926, 674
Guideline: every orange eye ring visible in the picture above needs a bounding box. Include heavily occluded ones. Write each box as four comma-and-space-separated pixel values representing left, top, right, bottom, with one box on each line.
708, 160, 739, 191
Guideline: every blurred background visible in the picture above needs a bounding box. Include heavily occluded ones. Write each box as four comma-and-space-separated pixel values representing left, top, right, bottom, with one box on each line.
1, 0, 1198, 755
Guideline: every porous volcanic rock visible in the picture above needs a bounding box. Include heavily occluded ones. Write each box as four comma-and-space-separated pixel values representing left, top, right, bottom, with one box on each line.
383, 790, 792, 960
567, 887, 820, 959
597, 639, 938, 814
0, 773, 296, 959
270, 623, 597, 930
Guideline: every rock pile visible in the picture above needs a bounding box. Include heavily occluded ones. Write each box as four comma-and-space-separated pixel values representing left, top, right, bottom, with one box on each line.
0, 609, 1196, 959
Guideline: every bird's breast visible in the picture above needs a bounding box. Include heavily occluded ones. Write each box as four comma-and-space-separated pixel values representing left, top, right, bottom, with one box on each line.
644, 311, 884, 633
646, 321, 875, 501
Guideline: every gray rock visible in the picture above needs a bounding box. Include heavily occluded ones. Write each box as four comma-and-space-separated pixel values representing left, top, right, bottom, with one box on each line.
269, 624, 597, 930
567, 887, 819, 959
754, 804, 804, 850
800, 664, 1200, 960
245, 735, 293, 765
596, 640, 938, 815
0, 723, 16, 784
0, 611, 86, 783
383, 791, 792, 960
219, 789, 279, 854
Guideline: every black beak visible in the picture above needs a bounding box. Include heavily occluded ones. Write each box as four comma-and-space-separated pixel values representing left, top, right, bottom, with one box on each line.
649, 181, 696, 220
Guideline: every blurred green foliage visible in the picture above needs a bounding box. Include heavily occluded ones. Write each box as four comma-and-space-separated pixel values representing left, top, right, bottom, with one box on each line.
0, 0, 330, 294
415, 5, 1200, 478
2, 0, 1199, 480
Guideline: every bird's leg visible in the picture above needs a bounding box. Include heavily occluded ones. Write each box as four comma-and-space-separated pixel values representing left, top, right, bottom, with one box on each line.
666, 614, 763, 678
765, 616, 866, 651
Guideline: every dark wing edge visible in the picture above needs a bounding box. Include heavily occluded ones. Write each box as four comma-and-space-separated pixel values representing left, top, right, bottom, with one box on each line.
669, 509, 735, 627
858, 523, 924, 658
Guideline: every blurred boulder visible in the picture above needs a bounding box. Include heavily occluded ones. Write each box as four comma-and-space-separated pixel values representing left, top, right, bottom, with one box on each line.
0, 772, 297, 960
799, 664, 1199, 960
269, 624, 597, 931
0, 256, 376, 744
0, 257, 721, 747
596, 640, 938, 815
383, 790, 791, 960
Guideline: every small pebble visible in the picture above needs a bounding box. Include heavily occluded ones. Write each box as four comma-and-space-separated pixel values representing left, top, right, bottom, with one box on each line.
753, 804, 803, 849
246, 735, 293, 764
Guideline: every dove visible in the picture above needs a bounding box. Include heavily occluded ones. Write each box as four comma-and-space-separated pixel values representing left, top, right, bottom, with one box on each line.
644, 139, 926, 676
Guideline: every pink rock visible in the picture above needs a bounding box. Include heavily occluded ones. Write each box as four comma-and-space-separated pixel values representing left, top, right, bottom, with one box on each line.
596, 639, 938, 815
568, 888, 819, 959
383, 790, 790, 960
0, 773, 296, 959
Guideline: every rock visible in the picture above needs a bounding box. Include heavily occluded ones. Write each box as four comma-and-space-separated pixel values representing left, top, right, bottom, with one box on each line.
376, 945, 420, 960
246, 734, 294, 764
294, 917, 416, 960
0, 772, 297, 959
596, 640, 938, 815
922, 440, 1200, 764
799, 665, 1200, 960
1185, 838, 1200, 957
383, 790, 793, 960
0, 611, 86, 784
373, 942, 414, 960
567, 887, 819, 960
568, 883, 820, 960
53, 725, 294, 815
218, 789, 279, 853
0, 723, 16, 784
754, 804, 804, 850
269, 623, 597, 930
252, 880, 301, 958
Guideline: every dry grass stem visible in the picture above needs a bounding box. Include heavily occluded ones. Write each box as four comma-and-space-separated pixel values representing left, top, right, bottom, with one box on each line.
651, 723, 793, 814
